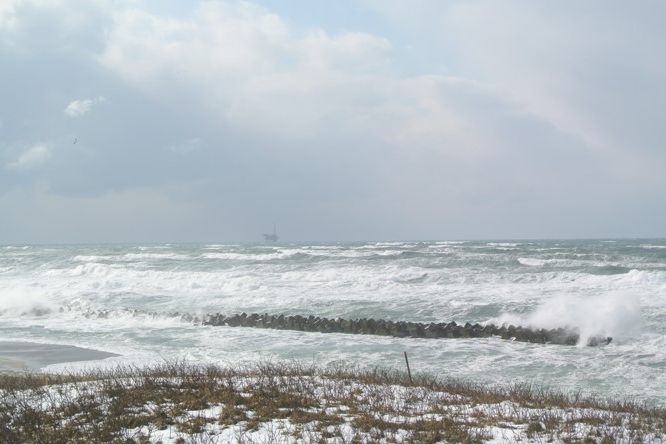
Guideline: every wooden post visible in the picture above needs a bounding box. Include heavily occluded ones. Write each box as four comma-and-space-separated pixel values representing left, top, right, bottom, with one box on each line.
404, 351, 413, 384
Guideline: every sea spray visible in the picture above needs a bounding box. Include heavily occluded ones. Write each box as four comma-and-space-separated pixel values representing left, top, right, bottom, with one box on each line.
1, 239, 665, 403
494, 291, 641, 345
0, 283, 55, 317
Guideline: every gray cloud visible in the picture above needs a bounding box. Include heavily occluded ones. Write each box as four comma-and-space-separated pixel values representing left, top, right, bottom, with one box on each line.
0, 0, 664, 243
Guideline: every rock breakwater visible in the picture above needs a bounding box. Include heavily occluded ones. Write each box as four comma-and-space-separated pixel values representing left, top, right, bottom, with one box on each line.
202, 312, 612, 346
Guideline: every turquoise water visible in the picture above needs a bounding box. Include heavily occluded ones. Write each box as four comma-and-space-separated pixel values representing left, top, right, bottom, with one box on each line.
1, 240, 665, 404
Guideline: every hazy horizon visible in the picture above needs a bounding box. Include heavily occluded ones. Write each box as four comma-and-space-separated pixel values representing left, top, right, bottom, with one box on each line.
2, 1, 665, 243
3, 236, 666, 247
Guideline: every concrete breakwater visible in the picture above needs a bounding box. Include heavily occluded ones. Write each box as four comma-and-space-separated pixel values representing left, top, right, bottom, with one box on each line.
201, 312, 612, 346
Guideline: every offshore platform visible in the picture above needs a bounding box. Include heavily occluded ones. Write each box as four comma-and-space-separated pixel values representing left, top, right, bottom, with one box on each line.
263, 224, 278, 242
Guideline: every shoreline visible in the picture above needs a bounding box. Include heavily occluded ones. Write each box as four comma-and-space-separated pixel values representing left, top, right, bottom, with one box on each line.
0, 341, 119, 373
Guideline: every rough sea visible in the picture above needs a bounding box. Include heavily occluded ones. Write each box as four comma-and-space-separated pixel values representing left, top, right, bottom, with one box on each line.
1, 240, 664, 405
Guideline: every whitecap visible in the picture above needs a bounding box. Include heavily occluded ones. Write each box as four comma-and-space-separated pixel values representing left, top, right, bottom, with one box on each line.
487, 242, 520, 247
121, 252, 191, 260
72, 255, 110, 262
517, 257, 547, 267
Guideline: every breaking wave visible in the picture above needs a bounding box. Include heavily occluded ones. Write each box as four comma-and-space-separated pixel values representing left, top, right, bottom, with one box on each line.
1, 239, 665, 403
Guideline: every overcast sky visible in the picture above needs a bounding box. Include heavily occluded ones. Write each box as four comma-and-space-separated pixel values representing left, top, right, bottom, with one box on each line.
1, 0, 665, 243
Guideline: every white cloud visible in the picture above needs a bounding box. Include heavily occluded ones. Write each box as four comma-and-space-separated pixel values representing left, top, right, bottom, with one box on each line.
0, 1, 19, 31
7, 144, 51, 170
369, 1, 666, 156
64, 96, 105, 117
97, 3, 407, 140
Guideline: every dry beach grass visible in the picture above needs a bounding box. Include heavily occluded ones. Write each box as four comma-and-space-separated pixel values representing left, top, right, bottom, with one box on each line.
1, 362, 664, 443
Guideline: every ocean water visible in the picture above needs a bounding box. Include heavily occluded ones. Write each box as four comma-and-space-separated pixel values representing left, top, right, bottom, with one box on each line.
1, 240, 665, 404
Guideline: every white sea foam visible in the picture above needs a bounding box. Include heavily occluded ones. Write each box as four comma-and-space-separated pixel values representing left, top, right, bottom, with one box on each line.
495, 291, 642, 344
516, 257, 634, 271
202, 244, 240, 250
487, 242, 520, 248
1, 241, 665, 403
640, 244, 666, 249
202, 251, 296, 261
517, 257, 547, 267
72, 255, 110, 262
0, 283, 55, 317
305, 245, 344, 250
121, 252, 191, 260
73, 253, 191, 261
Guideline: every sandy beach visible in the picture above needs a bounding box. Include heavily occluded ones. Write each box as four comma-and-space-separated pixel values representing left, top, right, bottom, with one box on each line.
0, 341, 118, 373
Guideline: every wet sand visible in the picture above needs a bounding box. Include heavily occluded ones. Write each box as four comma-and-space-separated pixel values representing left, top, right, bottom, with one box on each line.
0, 341, 118, 372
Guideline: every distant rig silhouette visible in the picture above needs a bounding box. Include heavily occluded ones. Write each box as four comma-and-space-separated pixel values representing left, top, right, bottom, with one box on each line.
263, 224, 278, 242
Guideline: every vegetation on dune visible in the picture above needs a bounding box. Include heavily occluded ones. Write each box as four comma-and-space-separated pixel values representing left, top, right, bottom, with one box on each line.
0, 362, 664, 443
